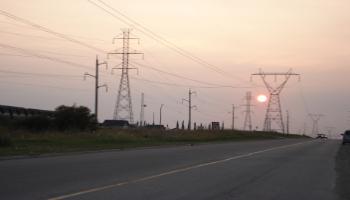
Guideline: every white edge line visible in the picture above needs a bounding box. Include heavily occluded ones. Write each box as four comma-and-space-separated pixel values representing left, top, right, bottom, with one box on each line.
48, 140, 314, 200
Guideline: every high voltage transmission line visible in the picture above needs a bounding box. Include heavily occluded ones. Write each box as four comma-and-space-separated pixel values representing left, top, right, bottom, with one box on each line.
0, 9, 246, 90
0, 19, 110, 43
0, 80, 90, 92
86, 0, 250, 84
0, 69, 82, 78
0, 43, 92, 70
0, 67, 238, 91
0, 9, 107, 54
0, 30, 69, 42
0, 6, 266, 125
0, 50, 89, 58
132, 61, 249, 88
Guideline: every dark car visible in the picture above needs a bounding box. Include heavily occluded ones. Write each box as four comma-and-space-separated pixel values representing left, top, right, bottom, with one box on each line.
342, 130, 350, 145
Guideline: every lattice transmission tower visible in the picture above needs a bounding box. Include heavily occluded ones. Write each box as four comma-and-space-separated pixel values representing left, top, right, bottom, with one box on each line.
242, 91, 253, 131
251, 69, 300, 133
108, 29, 143, 123
309, 114, 324, 136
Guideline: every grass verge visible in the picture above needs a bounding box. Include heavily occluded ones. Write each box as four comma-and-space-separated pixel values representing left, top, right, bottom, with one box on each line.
0, 128, 308, 157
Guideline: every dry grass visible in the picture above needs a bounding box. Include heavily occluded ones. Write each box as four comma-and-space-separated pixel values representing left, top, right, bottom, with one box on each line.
0, 128, 308, 156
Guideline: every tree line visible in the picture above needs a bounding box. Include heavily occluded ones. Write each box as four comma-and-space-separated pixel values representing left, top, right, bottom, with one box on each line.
0, 105, 96, 132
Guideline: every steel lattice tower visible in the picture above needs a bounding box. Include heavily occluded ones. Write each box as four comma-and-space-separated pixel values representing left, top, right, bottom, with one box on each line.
252, 69, 300, 133
309, 114, 324, 136
108, 29, 142, 123
242, 91, 253, 131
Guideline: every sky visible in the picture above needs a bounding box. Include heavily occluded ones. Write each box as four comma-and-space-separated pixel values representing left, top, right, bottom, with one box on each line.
0, 0, 349, 137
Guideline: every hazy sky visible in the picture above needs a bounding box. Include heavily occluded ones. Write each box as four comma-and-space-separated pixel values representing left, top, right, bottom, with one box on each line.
0, 0, 349, 137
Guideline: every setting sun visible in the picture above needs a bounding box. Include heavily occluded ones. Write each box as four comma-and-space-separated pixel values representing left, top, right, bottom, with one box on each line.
257, 94, 267, 103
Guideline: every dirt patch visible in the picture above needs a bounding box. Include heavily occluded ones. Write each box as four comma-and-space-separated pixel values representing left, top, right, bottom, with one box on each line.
336, 144, 350, 200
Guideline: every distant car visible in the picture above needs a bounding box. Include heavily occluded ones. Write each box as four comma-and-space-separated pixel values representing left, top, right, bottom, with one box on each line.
316, 134, 328, 139
342, 130, 350, 145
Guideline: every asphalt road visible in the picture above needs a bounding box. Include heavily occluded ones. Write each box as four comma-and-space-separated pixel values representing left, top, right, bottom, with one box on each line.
0, 139, 341, 200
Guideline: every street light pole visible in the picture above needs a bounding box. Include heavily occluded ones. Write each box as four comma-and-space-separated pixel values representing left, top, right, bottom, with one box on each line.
159, 104, 164, 125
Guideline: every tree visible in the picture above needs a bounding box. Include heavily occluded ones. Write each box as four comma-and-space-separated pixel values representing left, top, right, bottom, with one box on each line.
54, 105, 96, 131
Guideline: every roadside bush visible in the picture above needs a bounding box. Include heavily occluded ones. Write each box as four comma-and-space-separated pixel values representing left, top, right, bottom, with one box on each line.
16, 115, 53, 131
54, 105, 96, 131
0, 116, 14, 128
0, 134, 12, 147
0, 105, 97, 132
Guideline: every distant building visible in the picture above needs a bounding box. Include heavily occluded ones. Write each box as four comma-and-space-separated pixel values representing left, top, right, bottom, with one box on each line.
145, 124, 165, 129
102, 120, 129, 128
211, 122, 220, 130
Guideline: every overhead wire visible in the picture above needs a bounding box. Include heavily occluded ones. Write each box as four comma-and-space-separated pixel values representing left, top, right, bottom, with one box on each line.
132, 61, 250, 88
130, 75, 250, 89
0, 9, 247, 90
0, 52, 32, 58
0, 80, 90, 92
0, 43, 93, 70
0, 29, 67, 42
0, 9, 107, 53
87, 0, 251, 84
0, 69, 82, 78
0, 19, 110, 43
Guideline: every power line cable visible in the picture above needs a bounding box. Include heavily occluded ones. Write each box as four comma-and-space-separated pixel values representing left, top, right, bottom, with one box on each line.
0, 9, 107, 53
87, 0, 250, 84
132, 61, 250, 88
0, 52, 32, 58
0, 50, 89, 58
0, 80, 90, 92
131, 75, 251, 89
0, 9, 239, 88
0, 20, 110, 43
0, 69, 82, 78
0, 29, 67, 41
0, 43, 92, 70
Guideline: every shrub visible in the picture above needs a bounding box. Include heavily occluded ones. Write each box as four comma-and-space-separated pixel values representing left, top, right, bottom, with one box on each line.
54, 105, 96, 131
0, 134, 12, 147
0, 116, 14, 128
16, 115, 53, 131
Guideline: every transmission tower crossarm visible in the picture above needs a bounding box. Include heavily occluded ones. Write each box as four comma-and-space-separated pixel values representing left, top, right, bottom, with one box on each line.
252, 72, 300, 76
108, 52, 143, 55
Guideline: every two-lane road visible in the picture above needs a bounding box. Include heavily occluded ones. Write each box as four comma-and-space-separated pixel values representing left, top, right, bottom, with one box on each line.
0, 139, 340, 200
